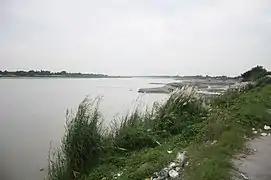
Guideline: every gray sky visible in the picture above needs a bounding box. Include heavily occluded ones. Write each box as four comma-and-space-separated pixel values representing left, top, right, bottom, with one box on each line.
0, 0, 271, 76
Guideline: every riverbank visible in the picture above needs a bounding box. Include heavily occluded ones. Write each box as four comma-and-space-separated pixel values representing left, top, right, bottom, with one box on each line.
138, 78, 242, 95
46, 70, 271, 180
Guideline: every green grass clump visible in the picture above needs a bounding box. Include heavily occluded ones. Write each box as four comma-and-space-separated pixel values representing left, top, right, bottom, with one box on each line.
113, 110, 157, 151
47, 98, 104, 180
63, 98, 103, 175
152, 89, 209, 138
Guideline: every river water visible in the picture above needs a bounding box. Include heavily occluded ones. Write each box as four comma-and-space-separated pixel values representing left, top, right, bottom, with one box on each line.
0, 78, 171, 180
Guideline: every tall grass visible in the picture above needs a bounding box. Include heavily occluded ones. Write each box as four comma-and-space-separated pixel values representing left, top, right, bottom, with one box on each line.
47, 98, 103, 180
47, 147, 68, 180
113, 109, 157, 151
152, 88, 209, 137
112, 87, 208, 151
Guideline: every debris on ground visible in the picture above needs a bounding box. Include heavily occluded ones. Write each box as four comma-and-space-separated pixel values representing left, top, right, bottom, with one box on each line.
149, 151, 187, 179
264, 125, 271, 130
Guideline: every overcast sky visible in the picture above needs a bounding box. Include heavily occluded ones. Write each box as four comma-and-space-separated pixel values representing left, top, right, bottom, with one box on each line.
0, 0, 271, 76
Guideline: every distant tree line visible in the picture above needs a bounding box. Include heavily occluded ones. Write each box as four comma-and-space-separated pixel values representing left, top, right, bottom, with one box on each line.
0, 70, 108, 78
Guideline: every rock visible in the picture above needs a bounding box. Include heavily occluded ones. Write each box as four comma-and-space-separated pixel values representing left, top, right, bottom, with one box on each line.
169, 169, 179, 178
72, 171, 80, 178
260, 132, 268, 136
167, 150, 173, 154
243, 135, 249, 140
153, 172, 159, 177
175, 167, 181, 172
150, 150, 189, 180
253, 131, 258, 134
39, 168, 44, 172
114, 171, 123, 178
211, 140, 217, 145
169, 162, 178, 168
158, 167, 170, 178
176, 151, 186, 166
264, 125, 271, 130
252, 128, 256, 131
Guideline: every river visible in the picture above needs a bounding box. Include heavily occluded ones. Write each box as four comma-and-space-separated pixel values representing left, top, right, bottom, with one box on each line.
0, 78, 172, 180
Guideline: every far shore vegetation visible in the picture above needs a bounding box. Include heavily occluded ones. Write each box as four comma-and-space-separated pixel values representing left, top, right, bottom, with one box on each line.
46, 66, 271, 180
2, 68, 269, 79
0, 70, 108, 78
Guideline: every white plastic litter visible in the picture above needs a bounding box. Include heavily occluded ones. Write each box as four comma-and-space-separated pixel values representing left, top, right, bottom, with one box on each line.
264, 125, 271, 130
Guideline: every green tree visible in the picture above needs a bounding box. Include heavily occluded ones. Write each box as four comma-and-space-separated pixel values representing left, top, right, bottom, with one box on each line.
241, 66, 268, 82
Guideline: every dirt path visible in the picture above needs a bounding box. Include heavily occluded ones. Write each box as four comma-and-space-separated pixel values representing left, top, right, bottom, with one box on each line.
233, 135, 271, 180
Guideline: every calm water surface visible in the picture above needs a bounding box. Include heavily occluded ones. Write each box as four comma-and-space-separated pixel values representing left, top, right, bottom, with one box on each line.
0, 78, 171, 180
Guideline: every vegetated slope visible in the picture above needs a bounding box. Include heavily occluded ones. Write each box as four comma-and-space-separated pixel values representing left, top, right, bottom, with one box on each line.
46, 76, 271, 180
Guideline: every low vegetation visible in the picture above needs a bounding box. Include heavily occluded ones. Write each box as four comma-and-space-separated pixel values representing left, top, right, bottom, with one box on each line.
47, 98, 104, 180
47, 67, 271, 180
